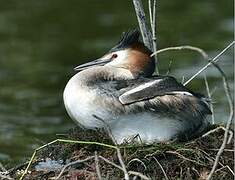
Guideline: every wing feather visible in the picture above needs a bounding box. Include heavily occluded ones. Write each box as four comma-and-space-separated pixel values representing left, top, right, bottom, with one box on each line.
119, 76, 193, 105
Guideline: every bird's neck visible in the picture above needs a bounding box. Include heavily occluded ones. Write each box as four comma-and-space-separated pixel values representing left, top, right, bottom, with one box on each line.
76, 66, 134, 85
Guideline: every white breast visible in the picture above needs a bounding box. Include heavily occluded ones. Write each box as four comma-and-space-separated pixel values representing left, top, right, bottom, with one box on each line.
63, 71, 192, 144
63, 74, 109, 128
110, 113, 185, 144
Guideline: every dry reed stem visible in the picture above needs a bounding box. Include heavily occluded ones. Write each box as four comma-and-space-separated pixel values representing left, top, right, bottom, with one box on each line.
149, 0, 158, 74
184, 41, 234, 85
127, 158, 147, 170
128, 171, 150, 180
215, 165, 235, 176
132, 0, 153, 51
99, 156, 123, 171
202, 126, 233, 144
152, 157, 170, 180
166, 151, 206, 166
95, 151, 102, 180
148, 0, 153, 26
206, 62, 234, 180
151, 45, 208, 59
204, 75, 215, 124
208, 149, 234, 152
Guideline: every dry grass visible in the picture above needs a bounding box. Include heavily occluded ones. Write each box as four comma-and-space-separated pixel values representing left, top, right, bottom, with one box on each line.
8, 125, 234, 180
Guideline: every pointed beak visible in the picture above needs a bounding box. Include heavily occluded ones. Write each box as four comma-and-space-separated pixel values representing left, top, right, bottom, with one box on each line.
74, 58, 112, 71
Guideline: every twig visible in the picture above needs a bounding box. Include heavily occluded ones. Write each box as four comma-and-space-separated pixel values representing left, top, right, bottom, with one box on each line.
204, 74, 215, 124
208, 149, 234, 152
148, 0, 159, 74
95, 152, 102, 180
152, 0, 156, 42
127, 158, 147, 170
99, 156, 123, 171
151, 0, 158, 74
225, 165, 235, 176
151, 45, 208, 75
198, 149, 224, 168
54, 156, 94, 179
206, 62, 234, 180
117, 148, 129, 180
151, 45, 208, 59
178, 167, 183, 179
152, 157, 170, 180
148, 0, 153, 26
202, 126, 233, 144
192, 167, 200, 177
214, 165, 235, 176
166, 151, 206, 166
132, 0, 153, 51
128, 171, 150, 180
151, 45, 209, 83
184, 41, 235, 85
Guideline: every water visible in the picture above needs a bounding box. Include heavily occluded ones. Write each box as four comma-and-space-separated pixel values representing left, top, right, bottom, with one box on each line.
0, 0, 233, 166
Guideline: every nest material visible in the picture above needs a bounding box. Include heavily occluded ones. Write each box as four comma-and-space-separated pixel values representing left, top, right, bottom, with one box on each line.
10, 125, 234, 180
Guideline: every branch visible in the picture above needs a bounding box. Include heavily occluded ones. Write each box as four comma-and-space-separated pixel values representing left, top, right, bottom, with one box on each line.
206, 62, 234, 180
132, 0, 153, 51
148, 0, 153, 27
184, 41, 235, 85
202, 126, 233, 144
95, 152, 102, 180
149, 0, 158, 74
99, 156, 123, 171
152, 157, 169, 180
166, 151, 206, 166
151, 45, 208, 59
127, 158, 147, 170
116, 146, 129, 180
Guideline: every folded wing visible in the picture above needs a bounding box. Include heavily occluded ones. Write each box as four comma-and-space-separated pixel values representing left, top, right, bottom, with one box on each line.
119, 76, 194, 105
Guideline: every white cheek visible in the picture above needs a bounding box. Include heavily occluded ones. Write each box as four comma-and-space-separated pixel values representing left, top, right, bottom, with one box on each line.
106, 50, 128, 66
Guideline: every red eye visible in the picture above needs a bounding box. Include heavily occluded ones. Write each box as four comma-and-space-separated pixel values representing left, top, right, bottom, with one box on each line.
112, 54, 118, 59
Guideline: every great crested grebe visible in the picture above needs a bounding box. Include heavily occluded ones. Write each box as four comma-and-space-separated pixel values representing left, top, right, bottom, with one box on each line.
63, 30, 211, 144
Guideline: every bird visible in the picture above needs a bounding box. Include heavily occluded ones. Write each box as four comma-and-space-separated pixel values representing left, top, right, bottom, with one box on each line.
63, 29, 211, 144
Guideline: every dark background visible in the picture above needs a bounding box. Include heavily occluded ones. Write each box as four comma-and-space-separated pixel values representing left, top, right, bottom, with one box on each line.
0, 0, 233, 166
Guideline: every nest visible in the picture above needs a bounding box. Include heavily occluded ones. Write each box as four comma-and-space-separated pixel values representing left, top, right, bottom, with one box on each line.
8, 124, 234, 180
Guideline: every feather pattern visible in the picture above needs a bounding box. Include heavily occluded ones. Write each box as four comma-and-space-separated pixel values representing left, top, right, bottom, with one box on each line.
64, 29, 211, 144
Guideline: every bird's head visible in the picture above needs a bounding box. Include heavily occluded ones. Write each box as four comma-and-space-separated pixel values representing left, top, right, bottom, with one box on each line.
75, 29, 156, 78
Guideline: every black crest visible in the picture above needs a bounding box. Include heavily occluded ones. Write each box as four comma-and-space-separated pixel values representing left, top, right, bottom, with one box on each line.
109, 29, 141, 52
